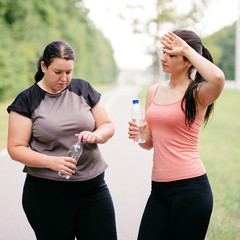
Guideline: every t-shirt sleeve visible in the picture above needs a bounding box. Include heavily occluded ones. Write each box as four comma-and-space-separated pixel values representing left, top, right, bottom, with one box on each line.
7, 92, 31, 118
86, 82, 101, 107
71, 79, 101, 108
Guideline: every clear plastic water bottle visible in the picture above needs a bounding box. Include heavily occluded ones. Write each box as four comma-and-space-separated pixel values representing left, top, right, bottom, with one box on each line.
58, 138, 83, 179
131, 99, 146, 143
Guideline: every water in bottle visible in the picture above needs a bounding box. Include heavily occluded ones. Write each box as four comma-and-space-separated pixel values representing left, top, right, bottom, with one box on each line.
131, 99, 146, 143
58, 138, 83, 179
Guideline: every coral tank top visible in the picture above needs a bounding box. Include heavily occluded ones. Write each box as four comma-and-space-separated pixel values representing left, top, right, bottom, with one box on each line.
145, 86, 206, 182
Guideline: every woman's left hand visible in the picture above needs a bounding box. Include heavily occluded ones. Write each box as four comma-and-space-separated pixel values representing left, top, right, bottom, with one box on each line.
75, 131, 102, 144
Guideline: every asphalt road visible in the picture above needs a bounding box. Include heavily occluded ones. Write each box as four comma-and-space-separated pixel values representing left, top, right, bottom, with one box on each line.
0, 149, 35, 239
0, 84, 153, 240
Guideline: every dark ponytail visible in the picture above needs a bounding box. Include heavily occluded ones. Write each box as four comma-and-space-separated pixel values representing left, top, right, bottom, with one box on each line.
35, 56, 44, 83
173, 30, 214, 128
34, 41, 75, 83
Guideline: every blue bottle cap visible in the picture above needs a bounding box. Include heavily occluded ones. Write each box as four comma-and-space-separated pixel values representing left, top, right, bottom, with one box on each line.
133, 99, 139, 104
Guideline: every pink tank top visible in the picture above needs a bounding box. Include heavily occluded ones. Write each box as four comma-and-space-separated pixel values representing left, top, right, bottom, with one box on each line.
145, 85, 206, 182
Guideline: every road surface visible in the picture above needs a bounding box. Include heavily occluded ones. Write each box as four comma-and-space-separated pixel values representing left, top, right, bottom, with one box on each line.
0, 84, 153, 240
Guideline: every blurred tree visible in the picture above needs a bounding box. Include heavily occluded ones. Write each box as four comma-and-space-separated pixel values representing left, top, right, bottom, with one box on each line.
0, 0, 118, 101
121, 0, 211, 82
203, 22, 236, 80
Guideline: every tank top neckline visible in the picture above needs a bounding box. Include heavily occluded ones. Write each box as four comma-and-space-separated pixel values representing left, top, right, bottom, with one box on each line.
151, 84, 203, 121
152, 97, 182, 106
152, 83, 182, 106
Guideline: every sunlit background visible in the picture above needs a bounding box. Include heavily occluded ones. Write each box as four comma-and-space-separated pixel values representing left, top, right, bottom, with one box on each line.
83, 0, 238, 70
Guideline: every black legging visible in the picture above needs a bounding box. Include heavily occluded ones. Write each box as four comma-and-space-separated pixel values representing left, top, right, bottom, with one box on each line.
138, 174, 213, 240
22, 173, 117, 240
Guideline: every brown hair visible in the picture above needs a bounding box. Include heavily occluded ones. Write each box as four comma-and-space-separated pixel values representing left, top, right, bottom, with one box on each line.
34, 41, 75, 82
173, 29, 214, 127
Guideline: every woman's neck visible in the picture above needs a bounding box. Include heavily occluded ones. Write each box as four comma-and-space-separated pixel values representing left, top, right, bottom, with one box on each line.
37, 79, 58, 94
169, 72, 192, 89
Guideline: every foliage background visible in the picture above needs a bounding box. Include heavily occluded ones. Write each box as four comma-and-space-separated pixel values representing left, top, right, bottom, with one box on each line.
0, 0, 118, 101
0, 0, 237, 102
203, 22, 236, 80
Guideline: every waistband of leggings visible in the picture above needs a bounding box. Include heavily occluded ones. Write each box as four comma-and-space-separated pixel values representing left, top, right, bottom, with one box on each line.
25, 171, 106, 194
152, 174, 209, 187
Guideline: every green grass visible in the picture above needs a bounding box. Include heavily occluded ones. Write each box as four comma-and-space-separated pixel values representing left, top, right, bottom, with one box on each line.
199, 89, 240, 240
0, 99, 13, 150
138, 87, 240, 240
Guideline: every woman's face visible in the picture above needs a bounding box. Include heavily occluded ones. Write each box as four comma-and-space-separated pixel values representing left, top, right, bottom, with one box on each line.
160, 50, 190, 75
41, 58, 74, 94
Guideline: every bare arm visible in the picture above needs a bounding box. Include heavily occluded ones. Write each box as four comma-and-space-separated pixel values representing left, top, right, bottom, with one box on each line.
76, 100, 115, 144
183, 46, 225, 108
7, 111, 77, 176
162, 32, 225, 108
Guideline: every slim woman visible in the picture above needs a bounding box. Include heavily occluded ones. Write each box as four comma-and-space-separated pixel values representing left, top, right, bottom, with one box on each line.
7, 41, 117, 240
128, 30, 225, 240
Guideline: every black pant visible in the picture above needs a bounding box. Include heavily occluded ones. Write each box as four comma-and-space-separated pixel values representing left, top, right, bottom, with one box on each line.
138, 174, 213, 240
22, 173, 117, 240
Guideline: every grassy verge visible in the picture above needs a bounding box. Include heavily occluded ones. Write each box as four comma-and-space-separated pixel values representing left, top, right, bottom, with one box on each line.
199, 89, 240, 240
92, 82, 118, 93
138, 87, 240, 240
0, 99, 13, 150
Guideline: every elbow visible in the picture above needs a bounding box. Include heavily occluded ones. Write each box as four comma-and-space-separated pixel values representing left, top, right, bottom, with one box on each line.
7, 142, 27, 161
216, 70, 225, 89
7, 144, 15, 160
109, 121, 115, 138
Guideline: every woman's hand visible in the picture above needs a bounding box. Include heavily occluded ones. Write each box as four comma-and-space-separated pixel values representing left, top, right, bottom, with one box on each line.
75, 131, 102, 144
48, 156, 77, 176
128, 121, 147, 141
161, 32, 189, 56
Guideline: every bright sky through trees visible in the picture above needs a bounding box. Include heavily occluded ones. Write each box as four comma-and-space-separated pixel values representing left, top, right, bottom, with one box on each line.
83, 0, 238, 70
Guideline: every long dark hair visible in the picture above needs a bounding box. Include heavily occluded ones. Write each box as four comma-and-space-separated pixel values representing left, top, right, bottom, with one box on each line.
173, 30, 214, 128
34, 41, 75, 82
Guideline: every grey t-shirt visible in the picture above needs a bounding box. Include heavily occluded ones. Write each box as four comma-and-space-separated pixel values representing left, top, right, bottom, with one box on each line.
7, 78, 107, 181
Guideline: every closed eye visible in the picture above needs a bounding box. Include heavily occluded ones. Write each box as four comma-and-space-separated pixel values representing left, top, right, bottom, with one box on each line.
162, 52, 175, 58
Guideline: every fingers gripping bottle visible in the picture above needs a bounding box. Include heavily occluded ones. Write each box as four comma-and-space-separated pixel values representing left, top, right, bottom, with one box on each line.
58, 138, 83, 179
131, 99, 146, 143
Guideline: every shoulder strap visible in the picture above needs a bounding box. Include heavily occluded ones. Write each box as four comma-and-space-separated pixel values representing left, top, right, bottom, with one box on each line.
154, 83, 160, 96
148, 83, 161, 105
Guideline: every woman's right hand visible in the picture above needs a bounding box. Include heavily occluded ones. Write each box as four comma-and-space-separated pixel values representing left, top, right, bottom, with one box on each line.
128, 120, 153, 150
128, 121, 147, 141
48, 156, 77, 176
